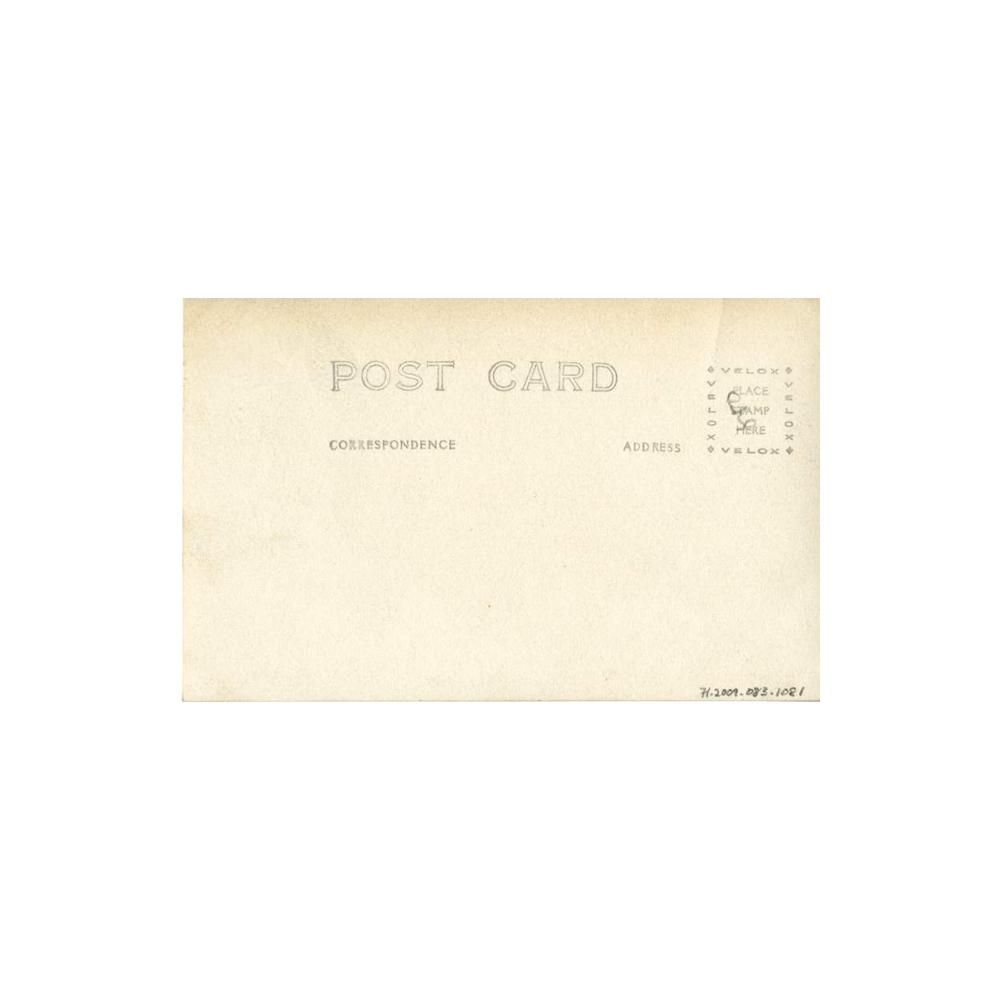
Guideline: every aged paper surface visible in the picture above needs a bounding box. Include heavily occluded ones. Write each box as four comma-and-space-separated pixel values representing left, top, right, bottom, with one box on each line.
183, 299, 819, 701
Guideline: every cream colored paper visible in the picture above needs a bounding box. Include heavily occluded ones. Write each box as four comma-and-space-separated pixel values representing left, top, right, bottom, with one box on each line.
183, 299, 819, 700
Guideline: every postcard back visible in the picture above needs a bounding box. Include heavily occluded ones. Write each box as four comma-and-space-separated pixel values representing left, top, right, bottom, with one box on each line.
183, 299, 818, 700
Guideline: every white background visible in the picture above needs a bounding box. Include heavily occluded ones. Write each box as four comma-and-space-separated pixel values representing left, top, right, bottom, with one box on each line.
2, 2, 997, 997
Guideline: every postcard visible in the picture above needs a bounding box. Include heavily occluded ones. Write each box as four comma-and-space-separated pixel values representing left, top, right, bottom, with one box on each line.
183, 299, 818, 700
